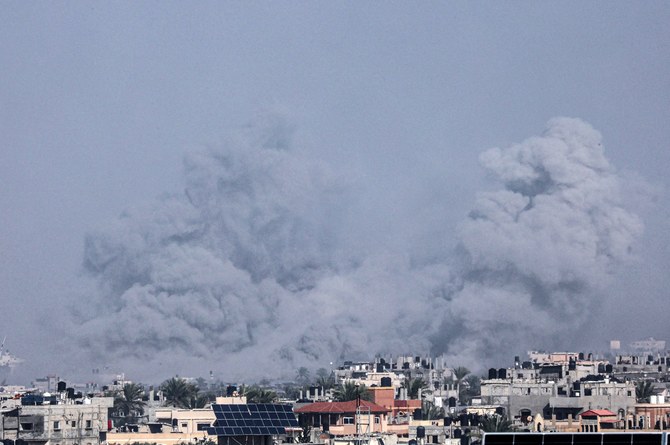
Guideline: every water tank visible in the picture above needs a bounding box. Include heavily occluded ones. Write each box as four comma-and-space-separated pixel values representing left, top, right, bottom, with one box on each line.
605, 364, 613, 373
381, 377, 392, 387
417, 426, 425, 438
453, 429, 462, 438
488, 368, 497, 379
448, 397, 456, 407
57, 381, 67, 392
497, 368, 507, 379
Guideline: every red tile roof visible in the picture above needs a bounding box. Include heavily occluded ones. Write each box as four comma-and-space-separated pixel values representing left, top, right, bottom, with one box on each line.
580, 409, 616, 418
294, 400, 389, 414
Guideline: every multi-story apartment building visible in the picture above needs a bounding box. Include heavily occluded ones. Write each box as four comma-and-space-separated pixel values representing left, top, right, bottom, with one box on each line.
0, 396, 113, 445
480, 353, 636, 427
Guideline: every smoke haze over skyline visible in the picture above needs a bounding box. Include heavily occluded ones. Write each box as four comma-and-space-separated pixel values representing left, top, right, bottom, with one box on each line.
63, 115, 645, 382
1, 3, 669, 384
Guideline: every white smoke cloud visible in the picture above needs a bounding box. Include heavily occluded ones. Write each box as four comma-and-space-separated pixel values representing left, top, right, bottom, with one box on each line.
69, 115, 643, 382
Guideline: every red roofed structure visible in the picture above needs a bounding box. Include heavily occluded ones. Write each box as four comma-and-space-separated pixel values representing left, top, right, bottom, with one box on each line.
580, 409, 620, 432
295, 400, 390, 436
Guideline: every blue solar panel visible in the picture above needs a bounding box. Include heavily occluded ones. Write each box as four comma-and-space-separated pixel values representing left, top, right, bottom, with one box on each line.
208, 404, 299, 437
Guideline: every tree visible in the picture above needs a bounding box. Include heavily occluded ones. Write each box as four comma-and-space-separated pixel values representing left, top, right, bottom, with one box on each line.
636, 380, 655, 403
421, 400, 444, 420
113, 383, 146, 427
296, 367, 311, 384
282, 383, 301, 400
332, 381, 371, 402
460, 374, 481, 405
479, 414, 514, 432
402, 376, 429, 399
452, 367, 471, 403
315, 368, 336, 390
243, 385, 278, 403
161, 377, 199, 408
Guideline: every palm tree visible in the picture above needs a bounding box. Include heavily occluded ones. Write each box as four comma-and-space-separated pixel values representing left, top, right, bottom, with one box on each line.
243, 385, 278, 403
402, 376, 429, 399
421, 400, 444, 420
161, 377, 198, 408
296, 367, 310, 384
635, 381, 655, 403
480, 414, 514, 432
453, 366, 470, 402
460, 374, 481, 406
113, 383, 146, 427
332, 381, 371, 402
315, 368, 336, 390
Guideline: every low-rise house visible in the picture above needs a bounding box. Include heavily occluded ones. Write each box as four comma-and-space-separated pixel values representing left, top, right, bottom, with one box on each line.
294, 400, 389, 438
579, 409, 619, 432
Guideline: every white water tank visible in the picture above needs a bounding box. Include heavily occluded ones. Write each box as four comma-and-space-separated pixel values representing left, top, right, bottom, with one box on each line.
650, 395, 658, 404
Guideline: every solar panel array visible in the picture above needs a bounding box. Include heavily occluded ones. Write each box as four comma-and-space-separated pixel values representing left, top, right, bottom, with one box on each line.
207, 404, 299, 437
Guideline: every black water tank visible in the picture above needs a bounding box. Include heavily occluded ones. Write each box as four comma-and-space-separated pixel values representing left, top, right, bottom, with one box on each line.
58, 381, 67, 392
417, 426, 425, 438
376, 363, 384, 372
488, 368, 497, 379
605, 364, 613, 373
381, 377, 392, 387
226, 385, 237, 396
498, 368, 507, 379
448, 397, 456, 407
453, 429, 462, 438
444, 417, 452, 426
67, 388, 75, 399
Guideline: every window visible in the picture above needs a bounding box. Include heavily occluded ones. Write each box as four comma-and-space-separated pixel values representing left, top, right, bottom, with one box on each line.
197, 423, 210, 431
71, 421, 77, 428
374, 416, 381, 424
343, 417, 354, 425
54, 421, 61, 430
85, 420, 92, 429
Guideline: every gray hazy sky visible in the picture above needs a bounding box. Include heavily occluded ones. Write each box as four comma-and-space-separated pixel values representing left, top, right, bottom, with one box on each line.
1, 2, 669, 382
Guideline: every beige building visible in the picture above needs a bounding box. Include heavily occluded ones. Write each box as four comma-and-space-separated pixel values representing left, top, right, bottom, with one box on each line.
107, 408, 216, 445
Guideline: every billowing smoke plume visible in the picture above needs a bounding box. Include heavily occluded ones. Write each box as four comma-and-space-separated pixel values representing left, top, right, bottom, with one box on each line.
70, 115, 642, 381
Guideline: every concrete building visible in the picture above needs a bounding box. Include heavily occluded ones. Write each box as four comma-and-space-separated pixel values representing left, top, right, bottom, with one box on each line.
0, 396, 113, 445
